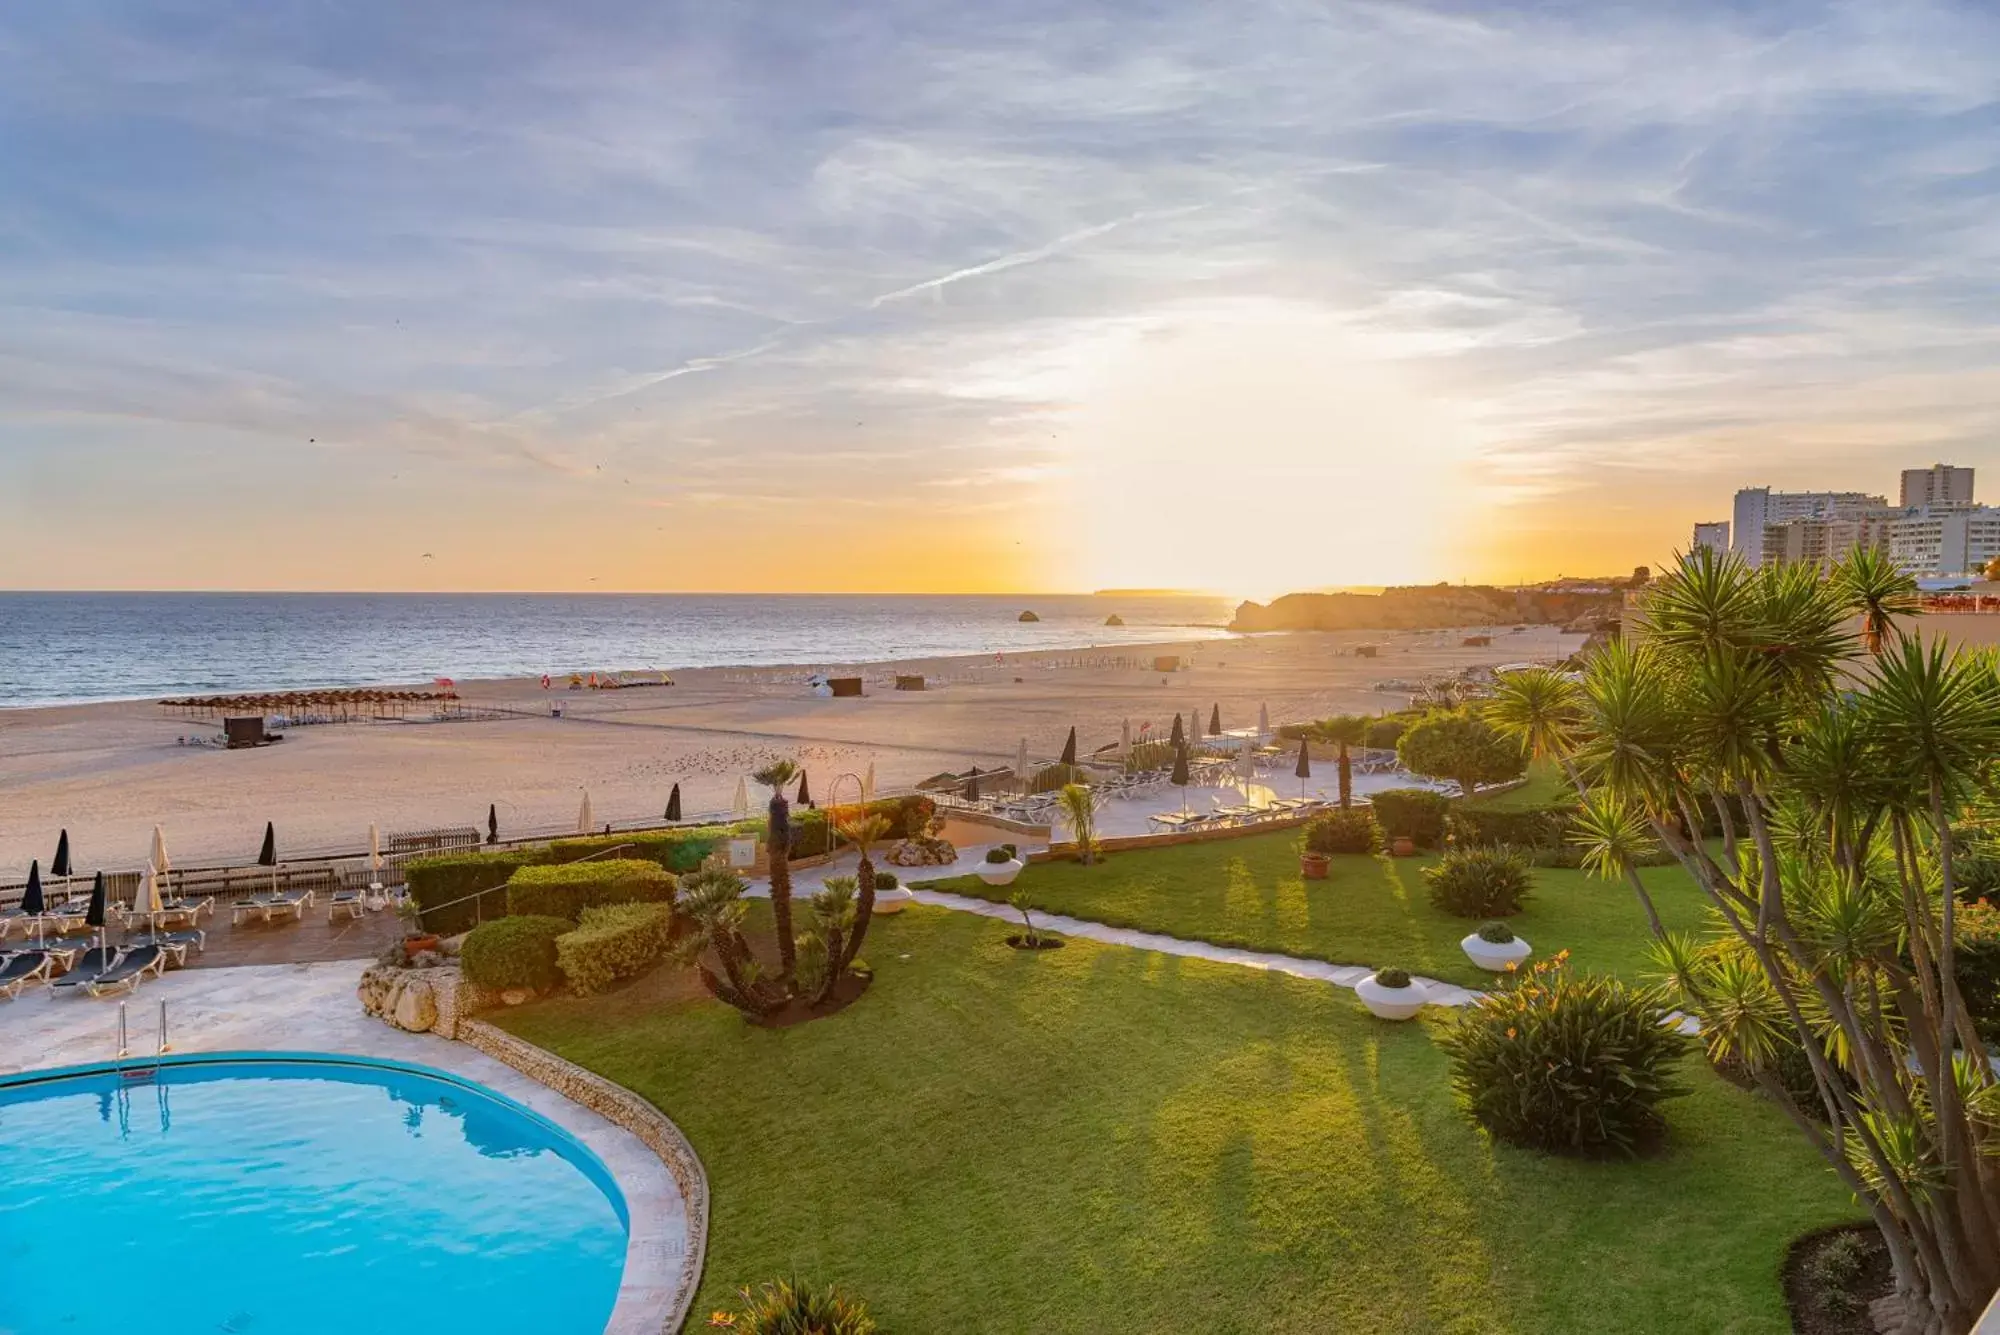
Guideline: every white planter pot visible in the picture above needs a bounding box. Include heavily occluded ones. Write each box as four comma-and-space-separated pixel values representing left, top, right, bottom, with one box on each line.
872, 886, 915, 915
977, 858, 1024, 887
1461, 932, 1532, 972
1356, 973, 1426, 1020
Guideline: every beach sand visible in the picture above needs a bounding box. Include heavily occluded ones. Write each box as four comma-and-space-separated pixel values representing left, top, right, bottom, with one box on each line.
0, 625, 1580, 871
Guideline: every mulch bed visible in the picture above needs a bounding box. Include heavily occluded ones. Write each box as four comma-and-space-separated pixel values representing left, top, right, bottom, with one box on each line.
1783, 1224, 1893, 1335
1006, 934, 1065, 951
751, 969, 872, 1029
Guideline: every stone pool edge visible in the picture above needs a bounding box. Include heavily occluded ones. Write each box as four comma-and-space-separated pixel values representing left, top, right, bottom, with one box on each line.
458, 1018, 710, 1335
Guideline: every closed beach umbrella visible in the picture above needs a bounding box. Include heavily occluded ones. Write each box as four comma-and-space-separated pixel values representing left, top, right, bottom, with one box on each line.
257, 822, 277, 868
1060, 727, 1078, 767
797, 770, 814, 808
367, 822, 384, 897
134, 864, 163, 919
51, 830, 72, 878
487, 804, 499, 845
1120, 718, 1132, 757
21, 860, 43, 916
732, 777, 749, 821
1015, 738, 1029, 783
1170, 714, 1185, 747
577, 791, 594, 835
965, 766, 981, 801
85, 871, 108, 931
1171, 738, 1192, 813
1258, 703, 1270, 739
863, 761, 876, 802
1236, 739, 1257, 797
1210, 704, 1222, 737
1295, 735, 1312, 797
665, 784, 682, 822
1192, 703, 1205, 738
150, 825, 171, 880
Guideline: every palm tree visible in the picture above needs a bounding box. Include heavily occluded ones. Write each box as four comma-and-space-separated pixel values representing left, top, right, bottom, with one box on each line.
835, 813, 891, 973
752, 758, 801, 986
1546, 549, 2000, 1329
1312, 716, 1369, 808
1832, 544, 1920, 656
670, 868, 780, 1016
1056, 783, 1098, 864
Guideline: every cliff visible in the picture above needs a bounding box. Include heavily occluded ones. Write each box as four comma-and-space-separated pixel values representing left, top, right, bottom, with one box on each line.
1229, 584, 1622, 633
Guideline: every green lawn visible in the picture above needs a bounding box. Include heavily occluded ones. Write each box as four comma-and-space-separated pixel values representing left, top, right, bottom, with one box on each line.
1469, 760, 1574, 809
497, 907, 1851, 1333
926, 832, 1710, 988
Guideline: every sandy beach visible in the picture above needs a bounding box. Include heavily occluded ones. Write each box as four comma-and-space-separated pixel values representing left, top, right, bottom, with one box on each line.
0, 625, 1581, 872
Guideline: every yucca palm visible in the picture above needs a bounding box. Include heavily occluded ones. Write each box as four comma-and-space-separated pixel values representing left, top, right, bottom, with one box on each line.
1056, 782, 1098, 864
1552, 550, 2000, 1331
753, 758, 801, 985
1835, 545, 1921, 656
672, 867, 782, 1016
835, 812, 891, 973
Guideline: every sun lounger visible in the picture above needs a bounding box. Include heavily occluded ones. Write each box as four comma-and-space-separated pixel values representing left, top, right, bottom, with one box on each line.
85, 945, 164, 997
0, 951, 50, 1000
50, 946, 120, 993
124, 930, 202, 966
327, 887, 367, 921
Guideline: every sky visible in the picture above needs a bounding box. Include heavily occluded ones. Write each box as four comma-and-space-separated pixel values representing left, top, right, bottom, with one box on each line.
3, 2, 1999, 597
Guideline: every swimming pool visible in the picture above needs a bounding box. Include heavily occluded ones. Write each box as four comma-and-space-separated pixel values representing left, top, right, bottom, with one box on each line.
0, 1053, 628, 1335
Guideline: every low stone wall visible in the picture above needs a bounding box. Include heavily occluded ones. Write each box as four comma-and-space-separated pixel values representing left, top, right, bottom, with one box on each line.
1034, 813, 1316, 860
458, 1019, 710, 1335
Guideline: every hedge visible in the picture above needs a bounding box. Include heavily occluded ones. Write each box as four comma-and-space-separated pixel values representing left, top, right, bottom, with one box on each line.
1304, 809, 1382, 855
461, 915, 570, 992
1446, 805, 1575, 850
407, 850, 544, 935
546, 827, 741, 874
557, 902, 678, 997
1368, 789, 1451, 848
506, 859, 677, 921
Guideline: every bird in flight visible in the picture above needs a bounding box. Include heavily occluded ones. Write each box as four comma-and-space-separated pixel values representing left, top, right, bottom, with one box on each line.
421, 552, 435, 560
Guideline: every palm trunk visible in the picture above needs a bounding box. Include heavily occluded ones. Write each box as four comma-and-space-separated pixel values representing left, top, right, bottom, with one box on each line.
1337, 743, 1352, 808
844, 851, 877, 972
769, 793, 797, 986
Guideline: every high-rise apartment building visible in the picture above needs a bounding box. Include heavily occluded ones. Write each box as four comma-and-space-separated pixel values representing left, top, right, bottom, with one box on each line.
1731, 487, 1887, 565
1691, 521, 1729, 554
1900, 464, 1975, 509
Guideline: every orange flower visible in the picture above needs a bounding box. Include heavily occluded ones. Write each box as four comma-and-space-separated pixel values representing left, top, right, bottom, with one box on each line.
709, 1314, 737, 1328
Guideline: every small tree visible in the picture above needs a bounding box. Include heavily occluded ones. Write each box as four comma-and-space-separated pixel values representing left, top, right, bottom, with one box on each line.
1313, 715, 1370, 808
1396, 711, 1523, 798
670, 867, 782, 1017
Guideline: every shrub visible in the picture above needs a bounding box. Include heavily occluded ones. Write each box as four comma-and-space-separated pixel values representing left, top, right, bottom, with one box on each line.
1304, 809, 1382, 856
1955, 898, 2000, 1041
1441, 955, 1690, 1156
1425, 845, 1534, 917
718, 1277, 876, 1334
557, 902, 678, 997
984, 847, 1015, 864
1372, 967, 1412, 988
1476, 919, 1516, 944
506, 859, 676, 921
405, 851, 542, 934
460, 915, 570, 992
1363, 717, 1406, 751
1396, 710, 1526, 797
874, 871, 898, 890
1447, 805, 1574, 850
547, 827, 736, 874
1368, 789, 1451, 847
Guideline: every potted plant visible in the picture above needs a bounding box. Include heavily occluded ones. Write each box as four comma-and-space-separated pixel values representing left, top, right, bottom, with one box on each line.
396, 896, 439, 958
1461, 919, 1532, 971
1355, 967, 1425, 1020
1389, 835, 1417, 858
870, 869, 915, 916
977, 843, 1024, 887
1300, 849, 1330, 880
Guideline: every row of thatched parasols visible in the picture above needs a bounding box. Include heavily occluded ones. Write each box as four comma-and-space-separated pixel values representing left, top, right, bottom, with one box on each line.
159, 688, 459, 718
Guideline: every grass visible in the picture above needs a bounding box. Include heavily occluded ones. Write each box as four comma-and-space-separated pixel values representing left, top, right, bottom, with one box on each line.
1468, 760, 1574, 810
497, 906, 1853, 1333
926, 830, 1709, 987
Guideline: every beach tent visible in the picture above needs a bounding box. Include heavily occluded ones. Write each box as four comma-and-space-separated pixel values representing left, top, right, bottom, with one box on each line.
577, 791, 594, 835
665, 784, 682, 823
1060, 727, 1078, 767
1295, 736, 1312, 797
732, 778, 750, 821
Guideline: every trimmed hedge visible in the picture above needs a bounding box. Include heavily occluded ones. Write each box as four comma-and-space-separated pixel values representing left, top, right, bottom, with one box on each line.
461, 914, 570, 992
1447, 805, 1575, 850
546, 827, 740, 874
506, 859, 676, 921
1368, 788, 1451, 848
557, 902, 678, 996
407, 850, 542, 935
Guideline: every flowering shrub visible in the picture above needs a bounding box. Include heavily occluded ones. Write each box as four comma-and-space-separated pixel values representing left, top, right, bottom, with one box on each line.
1440, 953, 1689, 1156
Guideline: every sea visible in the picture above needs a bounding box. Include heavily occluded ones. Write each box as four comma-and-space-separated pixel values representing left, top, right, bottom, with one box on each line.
0, 592, 1241, 708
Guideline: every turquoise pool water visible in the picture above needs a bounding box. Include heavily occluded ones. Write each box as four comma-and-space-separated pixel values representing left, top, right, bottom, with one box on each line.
0, 1055, 627, 1335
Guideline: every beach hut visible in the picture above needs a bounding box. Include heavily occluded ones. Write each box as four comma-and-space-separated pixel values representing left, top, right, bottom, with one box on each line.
828, 676, 864, 698
577, 791, 594, 836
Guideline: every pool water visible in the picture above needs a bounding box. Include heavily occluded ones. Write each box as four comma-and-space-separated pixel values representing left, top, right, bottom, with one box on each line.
0, 1056, 627, 1335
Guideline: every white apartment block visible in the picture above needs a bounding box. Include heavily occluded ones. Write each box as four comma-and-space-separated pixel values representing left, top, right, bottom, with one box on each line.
1732, 487, 1888, 565
1691, 521, 1730, 554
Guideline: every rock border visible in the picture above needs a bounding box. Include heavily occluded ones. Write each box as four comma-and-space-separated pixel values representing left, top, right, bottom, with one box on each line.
457, 1018, 711, 1335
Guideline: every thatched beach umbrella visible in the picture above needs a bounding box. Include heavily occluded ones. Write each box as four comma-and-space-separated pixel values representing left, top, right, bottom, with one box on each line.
1060, 727, 1078, 768
487, 804, 499, 845
665, 784, 682, 823
1295, 735, 1312, 798
577, 791, 594, 835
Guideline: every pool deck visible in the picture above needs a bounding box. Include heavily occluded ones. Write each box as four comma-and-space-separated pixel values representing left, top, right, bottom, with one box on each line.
0, 959, 690, 1335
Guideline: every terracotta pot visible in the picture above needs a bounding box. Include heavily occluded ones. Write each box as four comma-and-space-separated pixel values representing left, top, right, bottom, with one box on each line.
1300, 852, 1330, 880
404, 933, 440, 956
1390, 837, 1416, 857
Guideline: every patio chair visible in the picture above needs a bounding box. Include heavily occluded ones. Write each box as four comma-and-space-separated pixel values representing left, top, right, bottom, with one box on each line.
85, 945, 165, 998
50, 946, 121, 993
0, 950, 50, 1000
